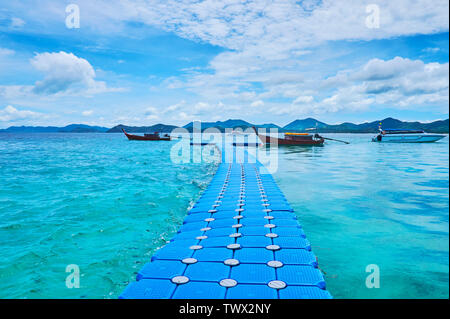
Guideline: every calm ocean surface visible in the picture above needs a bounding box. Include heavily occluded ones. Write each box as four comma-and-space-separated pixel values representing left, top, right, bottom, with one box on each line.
0, 133, 448, 298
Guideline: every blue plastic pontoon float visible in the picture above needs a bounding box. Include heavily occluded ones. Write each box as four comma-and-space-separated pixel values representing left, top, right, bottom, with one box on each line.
120, 146, 331, 299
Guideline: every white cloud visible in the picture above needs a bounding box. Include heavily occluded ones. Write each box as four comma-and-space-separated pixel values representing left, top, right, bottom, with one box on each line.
82, 110, 93, 116
6, 0, 447, 44
144, 106, 158, 114
0, 105, 41, 122
166, 100, 185, 112
30, 51, 116, 95
316, 57, 449, 113
126, 0, 448, 51
10, 17, 25, 28
161, 101, 236, 123
146, 114, 159, 120
251, 100, 264, 107
193, 102, 214, 114
0, 1, 448, 122
422, 47, 440, 53
0, 85, 33, 99
293, 96, 314, 104
10, 0, 446, 108
142, 106, 161, 121
117, 0, 444, 113
351, 57, 424, 81
0, 52, 124, 99
268, 56, 449, 116
0, 48, 15, 56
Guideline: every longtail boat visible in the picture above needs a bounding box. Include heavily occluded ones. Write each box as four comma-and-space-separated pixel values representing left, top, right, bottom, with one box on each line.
252, 127, 324, 146
122, 129, 171, 141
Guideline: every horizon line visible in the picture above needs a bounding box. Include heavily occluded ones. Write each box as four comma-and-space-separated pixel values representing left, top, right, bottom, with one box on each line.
1, 116, 449, 130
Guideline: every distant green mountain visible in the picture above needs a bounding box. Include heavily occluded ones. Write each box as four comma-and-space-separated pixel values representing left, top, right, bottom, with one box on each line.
2, 118, 448, 134
0, 125, 60, 133
183, 119, 251, 132
314, 118, 449, 133
0, 124, 109, 133
183, 119, 282, 132
284, 118, 328, 131
421, 119, 450, 133
107, 124, 178, 133
58, 124, 109, 133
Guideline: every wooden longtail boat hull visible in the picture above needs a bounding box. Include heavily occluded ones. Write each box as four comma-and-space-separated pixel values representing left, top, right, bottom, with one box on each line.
122, 129, 171, 141
257, 134, 324, 145
251, 126, 324, 145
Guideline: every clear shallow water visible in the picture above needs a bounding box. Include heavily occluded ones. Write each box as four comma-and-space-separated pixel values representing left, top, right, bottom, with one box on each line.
271, 134, 449, 299
0, 133, 217, 298
0, 133, 448, 299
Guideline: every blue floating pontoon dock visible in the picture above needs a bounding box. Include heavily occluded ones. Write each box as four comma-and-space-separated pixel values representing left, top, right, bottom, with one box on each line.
120, 145, 331, 299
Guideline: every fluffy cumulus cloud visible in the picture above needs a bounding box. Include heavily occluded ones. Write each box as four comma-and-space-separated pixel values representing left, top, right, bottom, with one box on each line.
102, 0, 446, 114
0, 51, 123, 99
320, 57, 449, 110
267, 57, 449, 116
30, 51, 118, 95
0, 105, 41, 122
0, 0, 448, 123
97, 0, 448, 50
6, 1, 447, 98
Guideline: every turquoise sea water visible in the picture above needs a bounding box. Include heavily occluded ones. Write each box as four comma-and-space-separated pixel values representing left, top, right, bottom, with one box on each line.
272, 134, 449, 299
0, 133, 448, 298
0, 133, 217, 298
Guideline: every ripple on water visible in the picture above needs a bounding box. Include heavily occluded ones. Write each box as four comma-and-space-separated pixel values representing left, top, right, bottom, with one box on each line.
0, 133, 447, 298
0, 133, 217, 298
273, 134, 449, 299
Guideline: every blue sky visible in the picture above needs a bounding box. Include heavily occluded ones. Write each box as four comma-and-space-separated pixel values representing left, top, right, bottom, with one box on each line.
0, 0, 448, 128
